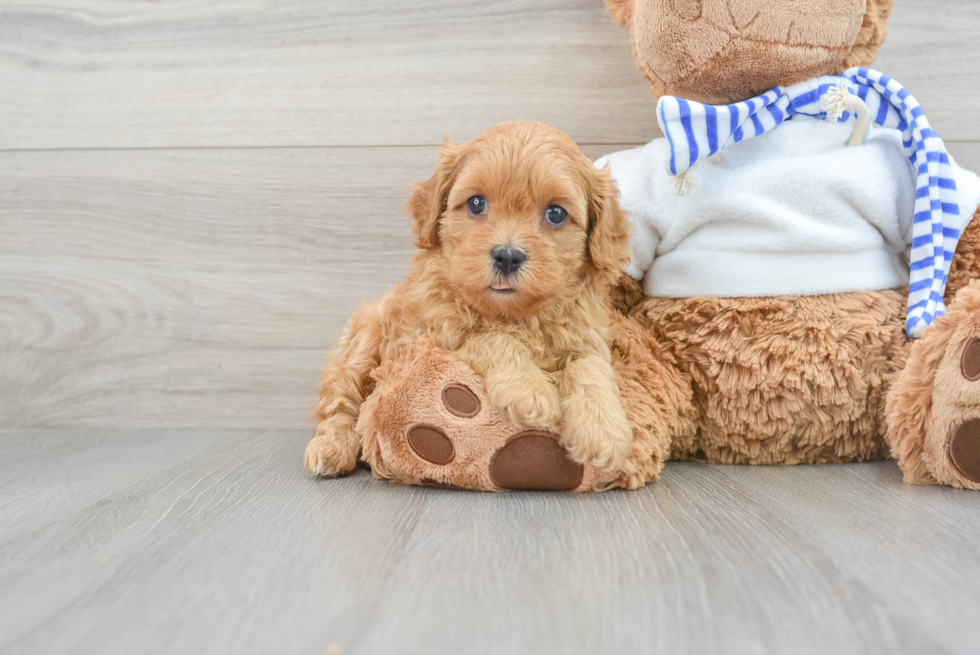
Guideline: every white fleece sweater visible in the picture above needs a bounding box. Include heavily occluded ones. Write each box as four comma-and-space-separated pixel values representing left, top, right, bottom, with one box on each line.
597, 115, 980, 298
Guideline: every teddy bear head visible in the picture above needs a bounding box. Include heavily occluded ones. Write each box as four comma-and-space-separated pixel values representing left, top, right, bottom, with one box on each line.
605, 0, 894, 105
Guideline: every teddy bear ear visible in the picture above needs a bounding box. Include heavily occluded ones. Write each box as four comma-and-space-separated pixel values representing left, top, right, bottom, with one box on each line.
604, 0, 634, 28
406, 139, 462, 250
840, 0, 894, 71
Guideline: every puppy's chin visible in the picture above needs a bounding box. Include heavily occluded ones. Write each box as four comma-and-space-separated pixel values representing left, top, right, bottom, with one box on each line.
457, 281, 555, 320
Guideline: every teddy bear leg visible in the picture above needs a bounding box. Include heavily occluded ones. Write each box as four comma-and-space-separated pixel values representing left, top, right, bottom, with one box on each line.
593, 315, 698, 490
886, 279, 980, 488
885, 208, 980, 487
352, 322, 695, 492
354, 337, 603, 491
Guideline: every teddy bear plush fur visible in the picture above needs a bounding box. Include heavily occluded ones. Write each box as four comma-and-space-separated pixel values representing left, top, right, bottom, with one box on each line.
313, 0, 980, 491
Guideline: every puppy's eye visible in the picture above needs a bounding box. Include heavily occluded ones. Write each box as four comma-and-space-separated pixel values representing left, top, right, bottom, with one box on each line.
544, 205, 568, 227
467, 195, 488, 217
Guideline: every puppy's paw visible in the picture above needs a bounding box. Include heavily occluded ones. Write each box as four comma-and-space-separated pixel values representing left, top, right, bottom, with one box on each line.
304, 431, 359, 477
561, 400, 633, 473
488, 374, 562, 431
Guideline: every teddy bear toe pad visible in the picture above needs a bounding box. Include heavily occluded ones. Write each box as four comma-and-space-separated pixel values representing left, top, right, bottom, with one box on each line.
961, 338, 980, 381
442, 383, 481, 418
407, 424, 455, 465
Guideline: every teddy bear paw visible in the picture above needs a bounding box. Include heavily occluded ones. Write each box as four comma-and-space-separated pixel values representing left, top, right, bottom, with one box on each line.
405, 382, 586, 491
940, 338, 980, 486
891, 287, 980, 490
360, 347, 601, 491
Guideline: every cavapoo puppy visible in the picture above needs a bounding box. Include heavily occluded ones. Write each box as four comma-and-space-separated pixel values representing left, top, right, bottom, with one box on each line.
306, 121, 634, 477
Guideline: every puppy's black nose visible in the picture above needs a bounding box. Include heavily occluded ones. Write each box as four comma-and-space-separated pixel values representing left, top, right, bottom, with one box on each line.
491, 245, 526, 275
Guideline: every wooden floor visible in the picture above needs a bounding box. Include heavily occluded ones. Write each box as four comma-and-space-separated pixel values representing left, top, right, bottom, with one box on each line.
3, 0, 980, 653
4, 429, 980, 655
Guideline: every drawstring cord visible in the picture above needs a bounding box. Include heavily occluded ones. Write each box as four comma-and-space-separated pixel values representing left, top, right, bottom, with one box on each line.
824, 81, 871, 147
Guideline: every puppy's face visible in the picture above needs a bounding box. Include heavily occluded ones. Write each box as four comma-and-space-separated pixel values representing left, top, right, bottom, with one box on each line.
408, 122, 629, 320
440, 135, 592, 318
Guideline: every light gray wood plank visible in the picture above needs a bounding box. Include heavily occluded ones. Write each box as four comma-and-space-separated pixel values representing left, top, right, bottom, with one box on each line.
2, 429, 980, 655
1, 0, 978, 150
3, 143, 979, 430
874, 0, 980, 142
0, 0, 656, 149
714, 464, 980, 655
0, 146, 426, 430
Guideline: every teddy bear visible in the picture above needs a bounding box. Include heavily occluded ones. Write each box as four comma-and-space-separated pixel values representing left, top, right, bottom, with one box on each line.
308, 0, 980, 491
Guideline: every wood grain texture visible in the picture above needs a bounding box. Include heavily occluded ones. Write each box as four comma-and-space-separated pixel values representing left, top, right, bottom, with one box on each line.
2, 428, 980, 655
3, 143, 980, 430
0, 146, 423, 429
1, 0, 978, 150
0, 0, 655, 149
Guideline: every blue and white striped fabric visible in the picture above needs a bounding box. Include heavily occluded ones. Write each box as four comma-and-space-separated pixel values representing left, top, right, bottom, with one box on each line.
657, 67, 960, 338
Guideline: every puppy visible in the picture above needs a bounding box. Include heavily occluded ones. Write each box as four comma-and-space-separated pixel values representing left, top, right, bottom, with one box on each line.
306, 121, 634, 477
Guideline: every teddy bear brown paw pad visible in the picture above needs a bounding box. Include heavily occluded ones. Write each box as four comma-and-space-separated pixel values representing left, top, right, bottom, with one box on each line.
489, 431, 585, 491
945, 339, 980, 484
406, 424, 456, 465
356, 343, 598, 492
948, 420, 980, 484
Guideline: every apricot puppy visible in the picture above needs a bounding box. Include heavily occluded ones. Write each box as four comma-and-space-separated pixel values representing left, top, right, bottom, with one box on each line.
306, 121, 633, 476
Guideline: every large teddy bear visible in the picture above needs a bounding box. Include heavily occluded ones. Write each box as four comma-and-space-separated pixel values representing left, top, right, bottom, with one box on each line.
310, 0, 980, 491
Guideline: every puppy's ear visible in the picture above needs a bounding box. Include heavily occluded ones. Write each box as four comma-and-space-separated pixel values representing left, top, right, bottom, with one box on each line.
586, 164, 631, 287
604, 0, 634, 28
407, 139, 462, 250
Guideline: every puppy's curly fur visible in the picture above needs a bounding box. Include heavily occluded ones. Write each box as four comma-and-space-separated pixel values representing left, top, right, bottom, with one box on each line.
306, 121, 634, 476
